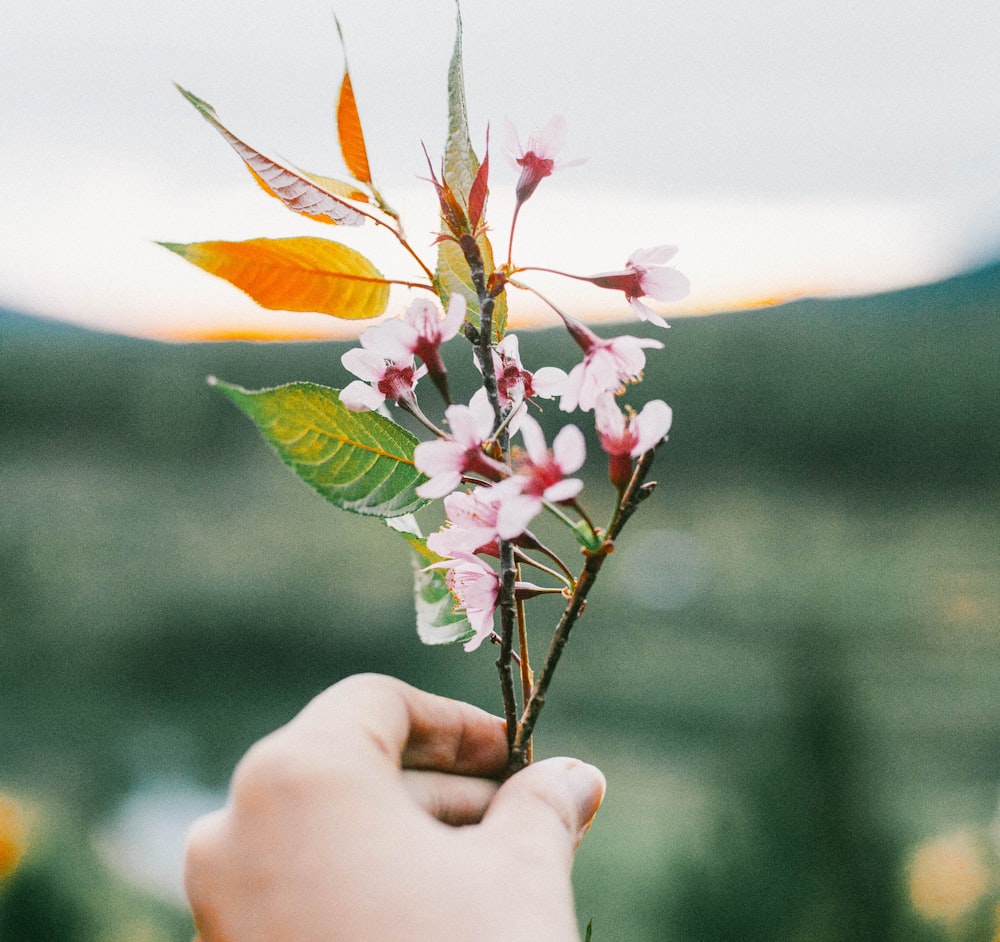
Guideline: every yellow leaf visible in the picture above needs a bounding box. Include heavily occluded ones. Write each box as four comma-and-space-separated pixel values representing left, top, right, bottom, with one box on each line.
176, 84, 366, 226
160, 237, 391, 320
337, 72, 372, 185
435, 233, 507, 341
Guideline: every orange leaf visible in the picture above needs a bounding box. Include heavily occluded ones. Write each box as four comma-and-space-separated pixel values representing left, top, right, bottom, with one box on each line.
337, 71, 372, 185
176, 84, 366, 226
159, 237, 391, 319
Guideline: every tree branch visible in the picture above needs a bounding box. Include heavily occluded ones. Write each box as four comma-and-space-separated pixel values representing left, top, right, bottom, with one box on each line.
459, 231, 519, 745
507, 448, 659, 774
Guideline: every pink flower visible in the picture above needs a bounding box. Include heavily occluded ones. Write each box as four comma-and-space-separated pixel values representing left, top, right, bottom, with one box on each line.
339, 347, 426, 412
596, 397, 673, 457
595, 396, 673, 490
433, 553, 500, 652
495, 415, 586, 539
426, 486, 505, 558
558, 319, 664, 413
478, 334, 567, 427
361, 295, 466, 398
413, 389, 508, 498
504, 116, 579, 205
584, 246, 690, 328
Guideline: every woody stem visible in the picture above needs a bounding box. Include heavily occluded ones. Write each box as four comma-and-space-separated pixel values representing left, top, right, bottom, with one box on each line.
507, 448, 658, 775
459, 232, 519, 750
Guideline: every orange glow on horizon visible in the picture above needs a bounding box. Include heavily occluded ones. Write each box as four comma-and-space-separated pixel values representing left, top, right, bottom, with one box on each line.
136, 287, 819, 344
159, 325, 355, 343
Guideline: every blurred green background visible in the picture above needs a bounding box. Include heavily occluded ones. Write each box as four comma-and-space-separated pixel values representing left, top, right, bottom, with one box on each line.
1, 261, 998, 940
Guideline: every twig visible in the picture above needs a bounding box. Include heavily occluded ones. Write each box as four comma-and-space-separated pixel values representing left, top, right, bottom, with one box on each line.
507, 448, 659, 774
459, 231, 519, 746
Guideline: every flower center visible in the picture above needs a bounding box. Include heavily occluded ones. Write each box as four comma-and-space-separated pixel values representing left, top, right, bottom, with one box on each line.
378, 363, 417, 400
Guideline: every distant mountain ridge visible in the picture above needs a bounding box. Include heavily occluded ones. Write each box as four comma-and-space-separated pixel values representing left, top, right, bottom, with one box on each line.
1, 258, 997, 490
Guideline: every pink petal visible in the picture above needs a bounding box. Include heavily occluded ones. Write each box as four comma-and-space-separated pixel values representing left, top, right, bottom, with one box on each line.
631, 400, 673, 455
359, 319, 414, 360
403, 297, 438, 331
469, 388, 496, 431
532, 366, 568, 398
416, 471, 463, 499
439, 293, 467, 340
503, 117, 524, 160
339, 380, 385, 412
445, 406, 481, 448
629, 245, 678, 266
443, 487, 504, 533
594, 395, 627, 440
517, 414, 548, 463
543, 477, 584, 503
427, 524, 494, 557
628, 297, 670, 329
558, 363, 586, 413
463, 625, 492, 653
340, 346, 385, 383
639, 266, 690, 303
495, 491, 542, 540
552, 423, 586, 473
413, 437, 466, 475
447, 388, 495, 446
439, 556, 499, 651
502, 401, 527, 436
530, 115, 567, 159
496, 333, 522, 364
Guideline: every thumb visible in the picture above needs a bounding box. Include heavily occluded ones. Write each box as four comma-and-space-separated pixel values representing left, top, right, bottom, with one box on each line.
482, 757, 606, 866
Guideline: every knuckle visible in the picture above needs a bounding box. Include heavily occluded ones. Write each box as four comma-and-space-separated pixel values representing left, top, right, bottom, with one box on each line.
327, 671, 399, 701
229, 734, 317, 811
183, 808, 224, 873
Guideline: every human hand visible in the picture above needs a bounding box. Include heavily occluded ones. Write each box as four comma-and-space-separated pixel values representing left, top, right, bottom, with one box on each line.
184, 673, 606, 942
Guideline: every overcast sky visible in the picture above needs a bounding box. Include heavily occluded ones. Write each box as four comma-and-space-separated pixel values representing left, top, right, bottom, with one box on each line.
3, 0, 1000, 338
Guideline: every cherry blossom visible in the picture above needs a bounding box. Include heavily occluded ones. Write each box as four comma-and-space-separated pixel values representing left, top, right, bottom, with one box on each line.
477, 333, 567, 425
595, 396, 673, 489
426, 486, 505, 558
557, 318, 664, 413
360, 295, 466, 398
495, 415, 586, 539
583, 246, 690, 328
504, 116, 572, 206
339, 347, 426, 412
414, 389, 507, 498
433, 553, 500, 652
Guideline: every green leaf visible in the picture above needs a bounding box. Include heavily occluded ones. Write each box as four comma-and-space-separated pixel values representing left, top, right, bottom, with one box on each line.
571, 518, 604, 553
443, 3, 477, 204
212, 380, 429, 518
433, 5, 507, 338
435, 238, 507, 341
385, 517, 475, 646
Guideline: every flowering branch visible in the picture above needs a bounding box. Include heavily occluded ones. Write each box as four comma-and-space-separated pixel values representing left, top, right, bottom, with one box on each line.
170, 10, 690, 792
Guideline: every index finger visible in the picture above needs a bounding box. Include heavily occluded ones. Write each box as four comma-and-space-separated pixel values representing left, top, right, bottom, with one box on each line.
286, 673, 510, 778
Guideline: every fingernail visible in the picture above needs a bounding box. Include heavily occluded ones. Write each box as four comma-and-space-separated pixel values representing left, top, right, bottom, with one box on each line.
567, 760, 606, 839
